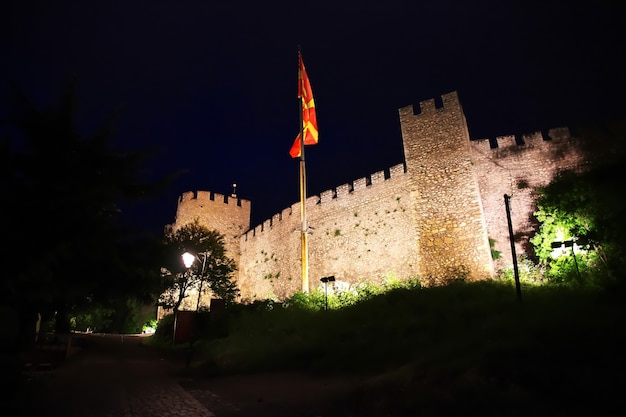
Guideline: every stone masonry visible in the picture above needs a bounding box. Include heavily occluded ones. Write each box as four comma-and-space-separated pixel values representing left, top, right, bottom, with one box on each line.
169, 91, 588, 301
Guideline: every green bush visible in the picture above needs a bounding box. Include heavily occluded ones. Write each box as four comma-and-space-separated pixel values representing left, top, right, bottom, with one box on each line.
154, 275, 624, 414
151, 313, 175, 344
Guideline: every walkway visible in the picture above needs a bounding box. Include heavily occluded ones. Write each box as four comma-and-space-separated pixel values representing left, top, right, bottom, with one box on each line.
15, 333, 215, 417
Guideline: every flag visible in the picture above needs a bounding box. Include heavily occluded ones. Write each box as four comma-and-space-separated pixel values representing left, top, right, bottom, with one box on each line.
290, 53, 318, 158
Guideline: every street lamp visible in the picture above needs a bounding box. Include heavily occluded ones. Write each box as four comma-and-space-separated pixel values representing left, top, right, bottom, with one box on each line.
182, 252, 195, 269
320, 276, 335, 311
181, 251, 208, 311
180, 251, 208, 367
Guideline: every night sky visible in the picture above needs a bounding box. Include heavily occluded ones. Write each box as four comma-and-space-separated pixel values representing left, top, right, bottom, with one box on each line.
2, 1, 625, 235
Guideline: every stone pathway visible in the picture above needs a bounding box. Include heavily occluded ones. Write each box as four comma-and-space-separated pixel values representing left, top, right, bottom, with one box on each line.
16, 334, 216, 417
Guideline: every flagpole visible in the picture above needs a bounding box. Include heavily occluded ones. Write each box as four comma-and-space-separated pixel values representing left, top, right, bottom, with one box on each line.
298, 48, 309, 294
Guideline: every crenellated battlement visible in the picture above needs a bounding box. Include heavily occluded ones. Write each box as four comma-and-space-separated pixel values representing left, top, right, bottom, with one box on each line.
471, 127, 573, 152
240, 163, 406, 242
178, 190, 251, 210
170, 90, 590, 301
173, 189, 251, 277
470, 127, 574, 156
398, 91, 462, 121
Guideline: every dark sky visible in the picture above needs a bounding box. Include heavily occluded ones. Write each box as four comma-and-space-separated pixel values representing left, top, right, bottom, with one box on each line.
2, 1, 625, 235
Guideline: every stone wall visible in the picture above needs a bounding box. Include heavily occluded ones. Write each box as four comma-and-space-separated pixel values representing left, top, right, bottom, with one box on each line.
399, 92, 494, 283
169, 91, 588, 301
172, 190, 251, 283
237, 163, 418, 300
470, 128, 589, 272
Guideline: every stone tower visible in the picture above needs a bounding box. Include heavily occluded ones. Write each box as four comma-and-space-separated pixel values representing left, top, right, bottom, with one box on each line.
399, 91, 494, 283
172, 190, 251, 280
168, 91, 587, 301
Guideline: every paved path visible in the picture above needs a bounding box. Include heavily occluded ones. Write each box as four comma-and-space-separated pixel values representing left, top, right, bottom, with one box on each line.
16, 333, 216, 417
11, 333, 366, 417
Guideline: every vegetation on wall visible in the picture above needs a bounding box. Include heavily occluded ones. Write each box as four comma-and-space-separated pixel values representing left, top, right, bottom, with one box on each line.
530, 119, 626, 288
489, 238, 501, 260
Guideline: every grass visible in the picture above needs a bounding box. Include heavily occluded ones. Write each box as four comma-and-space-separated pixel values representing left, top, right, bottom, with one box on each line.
151, 280, 626, 416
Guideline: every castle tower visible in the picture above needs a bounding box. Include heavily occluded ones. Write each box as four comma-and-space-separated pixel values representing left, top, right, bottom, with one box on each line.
173, 190, 251, 281
399, 91, 494, 283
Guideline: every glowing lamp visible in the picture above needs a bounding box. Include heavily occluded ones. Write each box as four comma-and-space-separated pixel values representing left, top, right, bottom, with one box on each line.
182, 252, 195, 268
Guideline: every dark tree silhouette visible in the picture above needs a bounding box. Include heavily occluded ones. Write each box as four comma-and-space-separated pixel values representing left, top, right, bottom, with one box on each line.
1, 77, 175, 346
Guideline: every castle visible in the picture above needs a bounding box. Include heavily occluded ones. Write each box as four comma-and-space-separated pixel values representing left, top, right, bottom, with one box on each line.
170, 91, 588, 302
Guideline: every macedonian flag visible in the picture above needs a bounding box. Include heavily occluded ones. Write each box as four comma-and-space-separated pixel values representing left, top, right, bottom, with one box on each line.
289, 53, 318, 158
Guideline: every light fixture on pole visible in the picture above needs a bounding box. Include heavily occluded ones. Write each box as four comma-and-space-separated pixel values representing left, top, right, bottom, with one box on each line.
182, 251, 208, 311
320, 276, 335, 311
173, 252, 197, 346
182, 252, 195, 269
180, 251, 208, 367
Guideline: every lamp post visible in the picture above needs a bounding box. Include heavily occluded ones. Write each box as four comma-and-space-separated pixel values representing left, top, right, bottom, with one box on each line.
181, 251, 208, 367
504, 194, 522, 303
320, 276, 335, 311
182, 251, 208, 311
172, 253, 194, 346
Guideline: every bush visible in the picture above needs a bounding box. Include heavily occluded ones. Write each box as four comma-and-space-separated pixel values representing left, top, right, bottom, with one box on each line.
151, 313, 175, 344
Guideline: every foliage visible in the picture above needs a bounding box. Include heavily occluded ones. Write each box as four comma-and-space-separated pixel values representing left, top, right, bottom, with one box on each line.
69, 298, 156, 333
0, 77, 172, 341
530, 119, 626, 287
281, 276, 421, 311
150, 313, 175, 344
188, 280, 624, 415
159, 219, 239, 311
142, 267, 626, 415
489, 238, 501, 260
142, 319, 158, 334
497, 255, 546, 285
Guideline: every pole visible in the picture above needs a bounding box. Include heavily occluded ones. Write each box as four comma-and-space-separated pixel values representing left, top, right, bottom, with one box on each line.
298, 47, 309, 293
570, 242, 581, 282
300, 144, 309, 293
195, 253, 207, 311
324, 281, 328, 310
504, 194, 522, 302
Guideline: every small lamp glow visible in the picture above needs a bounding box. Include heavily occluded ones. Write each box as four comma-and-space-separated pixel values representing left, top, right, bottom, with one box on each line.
182, 252, 195, 268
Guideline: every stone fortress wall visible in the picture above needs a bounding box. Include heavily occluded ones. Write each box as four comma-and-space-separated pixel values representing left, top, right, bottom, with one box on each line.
237, 163, 418, 300
170, 91, 588, 301
172, 190, 251, 274
470, 127, 588, 272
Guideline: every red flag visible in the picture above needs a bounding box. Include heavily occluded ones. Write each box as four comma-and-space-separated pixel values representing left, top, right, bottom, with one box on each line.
290, 53, 318, 158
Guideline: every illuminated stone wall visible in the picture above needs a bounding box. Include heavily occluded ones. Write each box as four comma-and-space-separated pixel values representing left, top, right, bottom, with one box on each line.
399, 92, 494, 284
172, 190, 251, 282
236, 163, 418, 300
470, 128, 588, 272
170, 91, 588, 301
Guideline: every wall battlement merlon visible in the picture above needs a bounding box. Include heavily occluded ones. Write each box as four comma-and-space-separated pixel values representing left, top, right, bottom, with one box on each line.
241, 163, 407, 240
353, 177, 367, 191
178, 190, 251, 209
470, 127, 573, 150
175, 90, 590, 299
320, 189, 335, 204
399, 91, 461, 119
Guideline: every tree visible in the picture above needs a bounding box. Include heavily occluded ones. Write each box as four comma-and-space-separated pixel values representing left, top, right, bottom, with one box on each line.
1, 77, 174, 344
159, 219, 239, 312
530, 119, 626, 286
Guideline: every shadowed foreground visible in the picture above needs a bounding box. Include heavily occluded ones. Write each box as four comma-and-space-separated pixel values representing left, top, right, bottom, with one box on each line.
10, 334, 214, 416
8, 333, 364, 417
